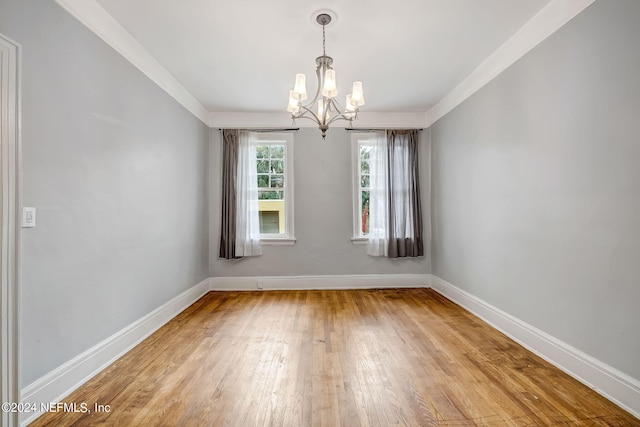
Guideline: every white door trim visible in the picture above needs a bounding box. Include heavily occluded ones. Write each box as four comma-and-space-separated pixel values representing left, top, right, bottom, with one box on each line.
0, 33, 21, 427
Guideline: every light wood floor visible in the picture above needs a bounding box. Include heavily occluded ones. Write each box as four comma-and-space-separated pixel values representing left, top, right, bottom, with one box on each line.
32, 289, 638, 426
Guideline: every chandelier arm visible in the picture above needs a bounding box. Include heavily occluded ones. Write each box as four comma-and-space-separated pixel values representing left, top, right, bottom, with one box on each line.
302, 63, 324, 109
333, 98, 358, 115
294, 115, 324, 124
329, 96, 345, 111
295, 104, 322, 124
330, 105, 357, 124
324, 98, 353, 124
324, 104, 342, 124
326, 112, 353, 126
298, 91, 358, 126
300, 55, 333, 110
334, 97, 356, 116
322, 97, 332, 125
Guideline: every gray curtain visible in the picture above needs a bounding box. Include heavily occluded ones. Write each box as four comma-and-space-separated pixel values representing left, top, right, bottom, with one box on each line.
219, 129, 240, 259
386, 130, 424, 258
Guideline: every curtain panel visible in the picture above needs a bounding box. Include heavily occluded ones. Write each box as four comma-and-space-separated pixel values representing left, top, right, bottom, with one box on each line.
235, 132, 262, 257
386, 130, 423, 258
366, 132, 389, 256
219, 130, 240, 259
367, 129, 424, 258
219, 130, 262, 259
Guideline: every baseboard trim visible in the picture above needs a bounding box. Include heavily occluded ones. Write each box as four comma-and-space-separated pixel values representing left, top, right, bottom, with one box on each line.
20, 274, 637, 424
20, 278, 209, 426
430, 275, 640, 419
209, 274, 430, 291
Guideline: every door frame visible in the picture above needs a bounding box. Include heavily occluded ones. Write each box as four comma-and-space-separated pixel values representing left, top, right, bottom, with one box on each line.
0, 33, 21, 427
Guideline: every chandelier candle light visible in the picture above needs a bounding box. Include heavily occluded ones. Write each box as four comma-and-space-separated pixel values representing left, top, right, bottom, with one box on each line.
287, 12, 365, 139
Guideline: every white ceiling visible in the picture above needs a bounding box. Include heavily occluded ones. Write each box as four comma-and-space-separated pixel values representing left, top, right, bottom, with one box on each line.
93, 0, 552, 113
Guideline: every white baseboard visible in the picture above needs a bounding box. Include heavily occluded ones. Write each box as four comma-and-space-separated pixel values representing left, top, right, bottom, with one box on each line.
20, 273, 638, 424
20, 278, 209, 426
19, 274, 427, 425
430, 275, 640, 419
209, 273, 430, 291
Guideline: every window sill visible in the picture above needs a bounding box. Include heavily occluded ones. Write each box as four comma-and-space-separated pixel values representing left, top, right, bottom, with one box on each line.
261, 238, 296, 246
351, 237, 368, 246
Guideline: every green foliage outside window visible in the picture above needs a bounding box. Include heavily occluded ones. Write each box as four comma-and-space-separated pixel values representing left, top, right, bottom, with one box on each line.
259, 190, 284, 200
360, 145, 371, 235
256, 144, 286, 200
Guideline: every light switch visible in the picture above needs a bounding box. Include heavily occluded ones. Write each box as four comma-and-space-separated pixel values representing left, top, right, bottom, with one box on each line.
22, 207, 36, 228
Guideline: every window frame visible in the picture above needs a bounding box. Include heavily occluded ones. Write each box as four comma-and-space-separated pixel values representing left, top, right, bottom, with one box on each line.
252, 132, 295, 245
351, 132, 378, 244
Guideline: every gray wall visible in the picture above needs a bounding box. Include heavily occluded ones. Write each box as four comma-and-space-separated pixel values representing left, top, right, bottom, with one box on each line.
209, 127, 431, 276
0, 0, 210, 385
431, 0, 640, 380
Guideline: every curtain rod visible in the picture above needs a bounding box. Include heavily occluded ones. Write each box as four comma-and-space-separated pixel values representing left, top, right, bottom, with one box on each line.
218, 128, 299, 133
345, 128, 424, 132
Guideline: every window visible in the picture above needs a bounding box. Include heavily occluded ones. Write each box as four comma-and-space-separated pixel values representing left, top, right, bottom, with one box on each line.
351, 133, 379, 242
253, 133, 295, 244
351, 130, 424, 257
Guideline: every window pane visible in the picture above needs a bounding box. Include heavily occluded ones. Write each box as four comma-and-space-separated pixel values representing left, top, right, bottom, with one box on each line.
360, 175, 370, 188
259, 211, 280, 234
361, 190, 370, 234
257, 160, 269, 173
256, 145, 269, 159
259, 190, 283, 200
360, 159, 370, 174
360, 145, 371, 161
270, 145, 285, 158
270, 174, 284, 188
257, 174, 269, 188
252, 134, 293, 239
271, 160, 284, 174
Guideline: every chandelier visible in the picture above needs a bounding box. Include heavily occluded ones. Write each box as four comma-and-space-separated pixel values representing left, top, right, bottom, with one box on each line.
287, 12, 365, 139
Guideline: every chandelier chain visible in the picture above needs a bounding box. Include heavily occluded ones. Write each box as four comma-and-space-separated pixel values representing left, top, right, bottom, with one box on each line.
322, 23, 326, 56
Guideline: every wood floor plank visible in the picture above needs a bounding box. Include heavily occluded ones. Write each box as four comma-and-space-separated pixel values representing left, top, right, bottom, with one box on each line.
30, 289, 639, 426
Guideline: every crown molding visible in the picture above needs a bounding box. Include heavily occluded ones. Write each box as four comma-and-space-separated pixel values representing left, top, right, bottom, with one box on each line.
54, 0, 595, 130
425, 0, 596, 127
209, 112, 293, 129
55, 0, 209, 125
209, 111, 428, 129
